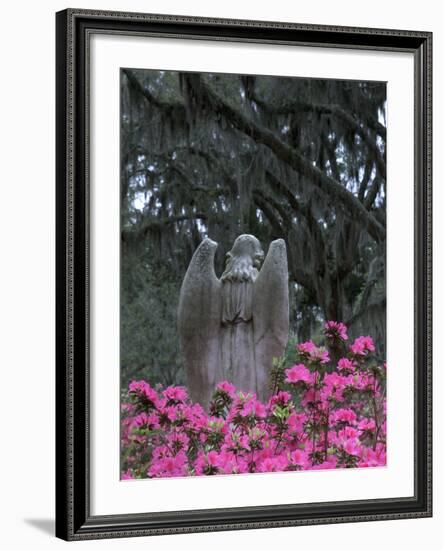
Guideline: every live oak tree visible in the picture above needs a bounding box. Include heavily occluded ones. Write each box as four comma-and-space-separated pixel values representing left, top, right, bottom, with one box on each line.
120, 68, 386, 385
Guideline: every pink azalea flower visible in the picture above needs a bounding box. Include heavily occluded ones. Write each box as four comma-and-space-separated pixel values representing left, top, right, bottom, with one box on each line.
359, 446, 386, 467
268, 391, 292, 407
257, 455, 288, 472
128, 380, 158, 405
148, 451, 188, 478
254, 400, 268, 418
301, 387, 317, 407
194, 451, 221, 475
350, 336, 375, 356
358, 418, 376, 432
338, 426, 359, 440
238, 396, 256, 417
311, 455, 338, 469
157, 405, 177, 422
233, 458, 249, 474
288, 412, 306, 433
337, 357, 356, 373
324, 320, 348, 341
297, 341, 330, 364
321, 372, 347, 402
167, 430, 190, 452
342, 437, 360, 456
290, 448, 307, 467
130, 411, 161, 432
285, 363, 312, 384
216, 380, 236, 398
163, 385, 188, 402
297, 341, 316, 354
330, 408, 357, 425
217, 450, 237, 474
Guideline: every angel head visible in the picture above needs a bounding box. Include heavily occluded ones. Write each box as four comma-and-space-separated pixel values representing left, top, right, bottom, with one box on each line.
221, 234, 265, 282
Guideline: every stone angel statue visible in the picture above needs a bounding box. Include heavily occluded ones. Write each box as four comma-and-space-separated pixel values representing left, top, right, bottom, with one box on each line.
178, 235, 289, 409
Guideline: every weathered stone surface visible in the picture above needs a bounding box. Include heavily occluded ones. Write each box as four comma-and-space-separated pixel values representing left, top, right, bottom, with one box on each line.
252, 239, 289, 401
177, 238, 221, 410
178, 235, 289, 407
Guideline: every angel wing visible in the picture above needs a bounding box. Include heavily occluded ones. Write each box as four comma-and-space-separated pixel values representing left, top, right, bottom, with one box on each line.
177, 238, 221, 409
252, 239, 289, 401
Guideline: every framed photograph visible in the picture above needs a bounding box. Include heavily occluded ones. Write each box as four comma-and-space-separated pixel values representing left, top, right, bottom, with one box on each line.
55, 8, 432, 541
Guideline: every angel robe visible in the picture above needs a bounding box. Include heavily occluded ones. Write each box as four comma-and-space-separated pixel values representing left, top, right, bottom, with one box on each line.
220, 279, 256, 393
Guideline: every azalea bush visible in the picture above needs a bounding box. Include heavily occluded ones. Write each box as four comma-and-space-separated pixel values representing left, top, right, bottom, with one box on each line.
121, 321, 386, 479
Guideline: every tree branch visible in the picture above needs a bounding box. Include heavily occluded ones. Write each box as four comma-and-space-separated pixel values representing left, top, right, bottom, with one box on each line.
122, 69, 183, 113
122, 213, 208, 243
253, 94, 386, 178
189, 75, 386, 243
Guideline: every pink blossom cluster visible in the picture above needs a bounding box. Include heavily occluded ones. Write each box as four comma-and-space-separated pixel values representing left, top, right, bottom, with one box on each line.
350, 336, 376, 356
296, 341, 330, 364
121, 325, 386, 480
324, 320, 348, 342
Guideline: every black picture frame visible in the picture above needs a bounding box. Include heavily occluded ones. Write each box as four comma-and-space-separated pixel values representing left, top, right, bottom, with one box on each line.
55, 8, 432, 541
